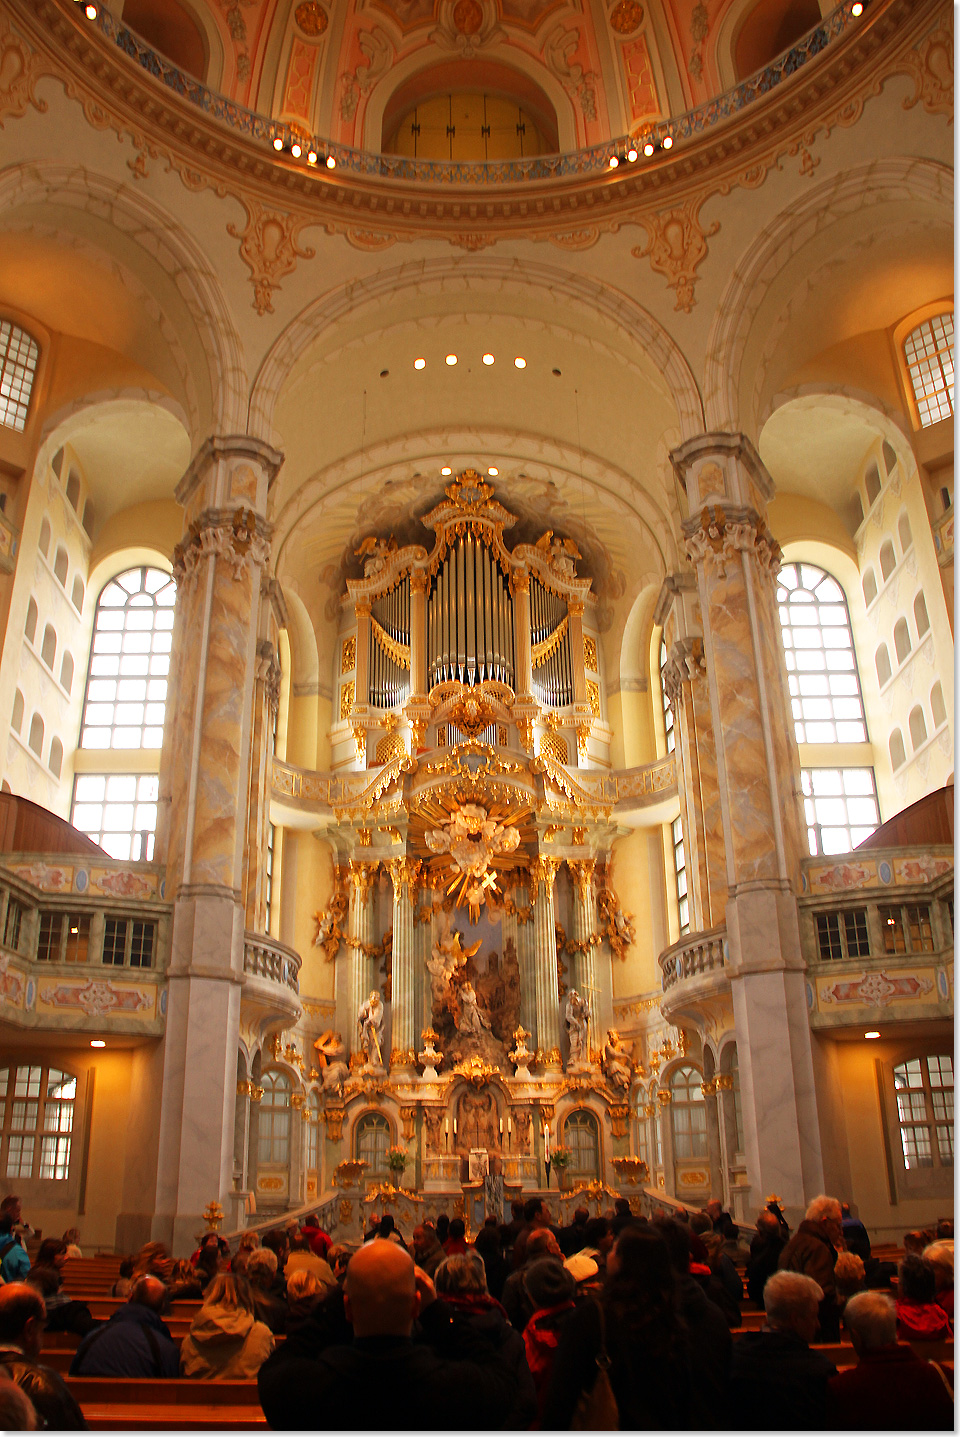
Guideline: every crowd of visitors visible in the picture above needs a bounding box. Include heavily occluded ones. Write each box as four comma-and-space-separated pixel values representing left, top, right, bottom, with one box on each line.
0, 1188, 951, 1429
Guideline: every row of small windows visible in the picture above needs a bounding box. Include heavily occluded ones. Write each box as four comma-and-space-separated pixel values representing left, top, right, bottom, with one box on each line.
888, 683, 947, 770
24, 604, 75, 693
11, 695, 63, 779
850, 441, 898, 530
813, 900, 943, 962
874, 597, 930, 687
860, 513, 914, 609
34, 912, 155, 968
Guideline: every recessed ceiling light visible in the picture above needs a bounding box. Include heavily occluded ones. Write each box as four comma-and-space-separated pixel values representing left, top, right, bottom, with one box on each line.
84, 2, 98, 15
627, 147, 638, 162
414, 358, 426, 370
662, 134, 673, 149
552, 368, 561, 377
441, 467, 452, 476
325, 155, 336, 169
273, 137, 284, 151
865, 1031, 880, 1039
380, 369, 388, 378
643, 141, 654, 157
307, 151, 318, 165
514, 357, 526, 369
290, 142, 302, 158
851, 2, 863, 12
482, 354, 495, 365
90, 1039, 105, 1048
608, 156, 619, 168
488, 467, 498, 476
445, 354, 457, 366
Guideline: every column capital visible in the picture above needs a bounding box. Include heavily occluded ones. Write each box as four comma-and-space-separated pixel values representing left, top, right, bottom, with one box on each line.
682, 505, 783, 583
566, 858, 595, 902
176, 434, 284, 511
670, 431, 773, 513
172, 506, 273, 590
348, 860, 378, 899
410, 568, 429, 595
388, 856, 421, 897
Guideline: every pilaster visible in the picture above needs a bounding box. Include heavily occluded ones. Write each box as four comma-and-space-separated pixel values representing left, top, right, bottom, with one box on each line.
531, 856, 562, 1068
389, 857, 420, 1066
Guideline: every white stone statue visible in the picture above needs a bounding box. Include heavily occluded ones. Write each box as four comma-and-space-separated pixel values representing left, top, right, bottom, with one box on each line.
456, 982, 491, 1037
314, 1031, 349, 1097
357, 990, 385, 1068
426, 927, 481, 1021
565, 989, 590, 1066
602, 1028, 632, 1090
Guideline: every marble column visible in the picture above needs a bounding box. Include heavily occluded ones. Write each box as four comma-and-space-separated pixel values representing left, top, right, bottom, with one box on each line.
701, 1079, 725, 1204
567, 860, 600, 1058
671, 431, 823, 1213
511, 572, 533, 698
243, 624, 282, 934
510, 887, 537, 1041
347, 861, 377, 1062
409, 570, 428, 697
154, 434, 282, 1254
389, 858, 420, 1067
531, 857, 562, 1069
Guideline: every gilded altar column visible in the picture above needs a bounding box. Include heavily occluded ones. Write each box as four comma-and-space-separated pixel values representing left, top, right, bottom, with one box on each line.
347, 861, 377, 1062
671, 432, 822, 1215
531, 857, 562, 1069
568, 860, 601, 1058
154, 434, 283, 1254
389, 858, 420, 1068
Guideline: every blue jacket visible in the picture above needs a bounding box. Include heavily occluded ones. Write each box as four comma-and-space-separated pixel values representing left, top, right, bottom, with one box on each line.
0, 1237, 30, 1283
69, 1303, 179, 1378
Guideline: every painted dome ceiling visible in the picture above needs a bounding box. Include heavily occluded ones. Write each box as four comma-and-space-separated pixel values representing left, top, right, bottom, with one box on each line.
121, 0, 825, 153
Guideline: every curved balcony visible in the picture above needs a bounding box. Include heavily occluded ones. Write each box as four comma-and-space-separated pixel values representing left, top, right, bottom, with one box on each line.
658, 925, 730, 1030
241, 932, 303, 1039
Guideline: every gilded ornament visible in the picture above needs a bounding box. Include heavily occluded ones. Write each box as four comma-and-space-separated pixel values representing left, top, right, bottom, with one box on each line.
341, 636, 356, 674
295, 1, 329, 37
586, 680, 601, 718
340, 682, 355, 722
583, 636, 598, 672
609, 1, 643, 38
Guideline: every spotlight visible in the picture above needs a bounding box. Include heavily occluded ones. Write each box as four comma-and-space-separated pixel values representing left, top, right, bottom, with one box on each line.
308, 151, 318, 165
325, 154, 336, 169
414, 358, 426, 370
514, 357, 526, 369
608, 155, 619, 169
643, 141, 655, 157
445, 354, 457, 366
864, 1030, 880, 1039
441, 466, 452, 476
84, 2, 98, 15
273, 136, 284, 151
290, 142, 302, 158
488, 467, 498, 476
90, 1039, 105, 1048
627, 147, 638, 162
482, 353, 495, 365
851, 1, 863, 12
662, 134, 673, 149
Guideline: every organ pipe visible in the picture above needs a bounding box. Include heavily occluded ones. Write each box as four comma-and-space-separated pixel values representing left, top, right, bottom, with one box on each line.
425, 536, 517, 690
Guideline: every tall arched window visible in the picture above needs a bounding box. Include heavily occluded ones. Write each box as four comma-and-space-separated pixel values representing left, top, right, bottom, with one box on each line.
897, 513, 913, 555
0, 321, 39, 432
930, 683, 947, 731
70, 567, 176, 860
913, 593, 930, 639
904, 314, 954, 428
563, 1109, 600, 1180
24, 598, 38, 646
0, 1064, 76, 1179
670, 1066, 707, 1158
909, 706, 927, 751
875, 645, 891, 689
258, 1071, 292, 1167
893, 618, 911, 665
879, 541, 896, 582
658, 637, 675, 755
355, 1112, 391, 1178
889, 730, 906, 771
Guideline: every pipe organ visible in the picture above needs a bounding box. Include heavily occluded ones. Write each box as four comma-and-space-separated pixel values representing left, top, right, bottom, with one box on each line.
338, 472, 604, 770
427, 532, 514, 689
370, 579, 410, 710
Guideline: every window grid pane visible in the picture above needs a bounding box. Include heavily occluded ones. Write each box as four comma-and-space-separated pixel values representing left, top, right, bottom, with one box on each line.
893, 1055, 952, 1171
672, 815, 689, 936
904, 314, 955, 427
129, 922, 155, 969
102, 918, 126, 966
777, 564, 868, 745
71, 773, 160, 862
0, 1065, 75, 1181
659, 639, 675, 754
802, 768, 881, 855
0, 321, 39, 433
815, 912, 842, 960
843, 909, 870, 957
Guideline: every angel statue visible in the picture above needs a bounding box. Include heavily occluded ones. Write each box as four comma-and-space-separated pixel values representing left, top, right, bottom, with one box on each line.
313, 1031, 349, 1098
426, 927, 481, 1022
602, 1028, 633, 1091
357, 990, 385, 1069
564, 989, 590, 1066
535, 529, 581, 578
355, 533, 398, 579
457, 982, 492, 1038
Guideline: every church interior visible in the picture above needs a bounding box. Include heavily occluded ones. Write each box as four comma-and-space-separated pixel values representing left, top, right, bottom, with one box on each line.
0, 0, 952, 1260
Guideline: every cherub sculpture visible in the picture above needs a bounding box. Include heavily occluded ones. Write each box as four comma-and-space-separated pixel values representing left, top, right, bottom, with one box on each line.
314, 1031, 349, 1098
602, 1029, 633, 1090
355, 534, 398, 579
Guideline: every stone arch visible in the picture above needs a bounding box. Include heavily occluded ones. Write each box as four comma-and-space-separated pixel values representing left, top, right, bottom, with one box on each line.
0, 163, 247, 441
703, 158, 953, 436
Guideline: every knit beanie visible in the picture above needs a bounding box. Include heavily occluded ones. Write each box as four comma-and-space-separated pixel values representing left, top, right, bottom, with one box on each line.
524, 1257, 576, 1310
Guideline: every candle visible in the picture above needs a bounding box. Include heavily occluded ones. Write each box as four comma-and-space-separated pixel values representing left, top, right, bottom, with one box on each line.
499, 1118, 503, 1135
453, 1119, 457, 1135
507, 1117, 512, 1134
445, 1119, 449, 1134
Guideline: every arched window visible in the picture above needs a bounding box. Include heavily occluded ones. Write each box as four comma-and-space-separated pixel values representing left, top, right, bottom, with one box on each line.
39, 519, 51, 559
879, 541, 896, 582
258, 1071, 292, 1167
81, 501, 95, 538
889, 729, 906, 771
913, 593, 930, 639
904, 314, 954, 428
669, 1066, 707, 1159
875, 645, 891, 689
659, 638, 675, 754
893, 1055, 953, 1168
864, 464, 882, 506
53, 547, 68, 586
40, 624, 56, 670
72, 578, 84, 613
777, 564, 867, 743
861, 569, 877, 608
48, 738, 63, 780
11, 690, 23, 735
59, 652, 74, 694
355, 1112, 391, 1178
0, 1064, 76, 1179
882, 440, 897, 474
893, 618, 911, 665
28, 714, 43, 757
563, 1109, 600, 1180
909, 706, 927, 752
0, 321, 39, 432
930, 682, 946, 731
66, 471, 81, 512
672, 815, 689, 934
24, 598, 38, 646
898, 513, 913, 555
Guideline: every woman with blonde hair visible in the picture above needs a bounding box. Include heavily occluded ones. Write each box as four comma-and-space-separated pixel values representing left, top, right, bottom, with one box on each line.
180, 1274, 275, 1379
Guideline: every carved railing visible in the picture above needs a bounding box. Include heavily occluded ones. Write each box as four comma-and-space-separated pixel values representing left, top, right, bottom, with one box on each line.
659, 926, 727, 993
243, 933, 301, 994
88, 0, 860, 184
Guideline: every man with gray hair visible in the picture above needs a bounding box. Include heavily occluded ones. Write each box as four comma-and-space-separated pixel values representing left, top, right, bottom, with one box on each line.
829, 1290, 952, 1429
777, 1193, 843, 1339
727, 1271, 837, 1429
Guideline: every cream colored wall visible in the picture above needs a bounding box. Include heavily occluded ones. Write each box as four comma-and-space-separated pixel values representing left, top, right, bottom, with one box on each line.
280, 830, 336, 1004
610, 827, 667, 998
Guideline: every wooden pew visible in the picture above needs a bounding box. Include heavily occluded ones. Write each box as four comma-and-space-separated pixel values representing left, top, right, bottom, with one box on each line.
67, 1376, 267, 1431
81, 1402, 267, 1430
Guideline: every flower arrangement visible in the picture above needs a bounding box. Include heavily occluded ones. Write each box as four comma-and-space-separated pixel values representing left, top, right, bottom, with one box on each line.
386, 1145, 408, 1174
550, 1146, 572, 1169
